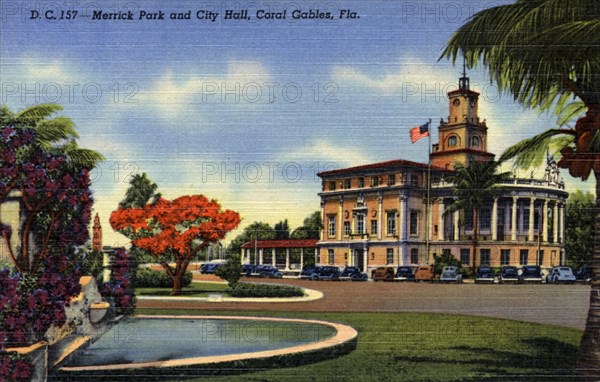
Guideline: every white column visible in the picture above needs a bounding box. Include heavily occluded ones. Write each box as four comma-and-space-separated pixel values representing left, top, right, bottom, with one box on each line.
285, 248, 290, 270
453, 210, 459, 241
438, 198, 445, 241
491, 198, 498, 241
300, 248, 304, 269
553, 202, 559, 243
338, 198, 343, 240
378, 194, 383, 240
259, 248, 264, 265
363, 245, 368, 271
320, 199, 325, 241
400, 193, 408, 240
272, 249, 276, 267
528, 198, 535, 242
560, 203, 565, 243
427, 199, 433, 241
542, 199, 548, 242
511, 197, 518, 241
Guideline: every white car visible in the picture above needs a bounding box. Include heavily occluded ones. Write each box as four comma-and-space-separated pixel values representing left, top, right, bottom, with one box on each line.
439, 266, 463, 283
546, 266, 576, 284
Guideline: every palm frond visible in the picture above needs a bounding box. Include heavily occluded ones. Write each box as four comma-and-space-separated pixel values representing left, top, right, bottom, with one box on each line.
34, 117, 79, 145
14, 104, 63, 123
54, 140, 105, 169
555, 100, 587, 126
499, 129, 575, 169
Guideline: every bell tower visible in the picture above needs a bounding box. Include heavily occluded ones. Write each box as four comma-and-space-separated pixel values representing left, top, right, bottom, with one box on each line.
92, 213, 102, 252
430, 63, 494, 169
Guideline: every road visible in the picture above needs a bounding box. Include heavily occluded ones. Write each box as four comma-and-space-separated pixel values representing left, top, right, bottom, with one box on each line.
137, 275, 591, 330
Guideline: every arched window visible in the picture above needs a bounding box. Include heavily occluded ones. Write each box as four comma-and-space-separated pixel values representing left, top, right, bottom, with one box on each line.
471, 135, 481, 148
448, 135, 458, 147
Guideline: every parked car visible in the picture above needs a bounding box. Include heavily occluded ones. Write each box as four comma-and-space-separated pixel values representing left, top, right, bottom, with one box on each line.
241, 263, 254, 276
575, 266, 592, 284
395, 266, 415, 281
440, 266, 463, 283
521, 265, 543, 283
350, 272, 368, 281
339, 266, 367, 281
499, 266, 520, 284
546, 266, 576, 284
299, 266, 320, 280
372, 266, 396, 281
255, 265, 283, 279
201, 262, 223, 274
475, 266, 496, 284
314, 266, 341, 281
414, 265, 436, 282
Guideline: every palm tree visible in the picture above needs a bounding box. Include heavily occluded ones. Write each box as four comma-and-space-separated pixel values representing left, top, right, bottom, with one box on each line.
441, 0, 600, 374
444, 160, 511, 271
119, 172, 162, 209
4, 103, 105, 168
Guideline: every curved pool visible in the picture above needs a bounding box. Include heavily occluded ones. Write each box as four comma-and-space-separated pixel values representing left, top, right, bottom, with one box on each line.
60, 315, 357, 372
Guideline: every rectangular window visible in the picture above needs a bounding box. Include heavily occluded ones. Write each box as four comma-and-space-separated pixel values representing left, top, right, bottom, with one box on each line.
386, 248, 394, 264
409, 210, 419, 236
328, 216, 336, 238
501, 249, 510, 265
538, 250, 544, 266
358, 177, 365, 188
519, 249, 529, 265
442, 248, 451, 257
356, 214, 365, 234
370, 176, 380, 187
460, 249, 470, 265
328, 249, 334, 265
344, 221, 351, 236
411, 174, 419, 186
480, 249, 491, 265
387, 212, 396, 235
344, 179, 351, 189
388, 174, 396, 186
371, 220, 378, 235
523, 207, 530, 231
480, 208, 491, 230
410, 248, 419, 264
328, 181, 336, 191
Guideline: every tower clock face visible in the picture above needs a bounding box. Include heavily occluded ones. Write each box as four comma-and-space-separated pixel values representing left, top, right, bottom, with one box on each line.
453, 99, 460, 107
470, 99, 476, 107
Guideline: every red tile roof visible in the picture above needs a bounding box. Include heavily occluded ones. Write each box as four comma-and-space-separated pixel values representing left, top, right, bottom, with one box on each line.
317, 159, 450, 177
241, 239, 318, 249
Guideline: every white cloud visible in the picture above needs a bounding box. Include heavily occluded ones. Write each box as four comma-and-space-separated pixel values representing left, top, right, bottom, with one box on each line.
279, 140, 371, 168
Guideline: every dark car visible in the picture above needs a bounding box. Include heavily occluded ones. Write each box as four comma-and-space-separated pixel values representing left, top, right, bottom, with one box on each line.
241, 263, 254, 276
339, 266, 363, 281
499, 266, 520, 284
475, 266, 495, 284
372, 266, 396, 282
315, 266, 341, 281
255, 265, 283, 278
575, 266, 592, 284
395, 266, 415, 281
201, 263, 223, 274
521, 265, 543, 283
299, 266, 320, 280
350, 272, 368, 281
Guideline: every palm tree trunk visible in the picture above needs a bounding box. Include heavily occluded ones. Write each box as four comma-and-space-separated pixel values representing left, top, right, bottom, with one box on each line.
575, 172, 600, 376
472, 208, 478, 271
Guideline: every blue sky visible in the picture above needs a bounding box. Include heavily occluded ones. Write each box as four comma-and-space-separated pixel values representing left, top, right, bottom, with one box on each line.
1, 0, 590, 246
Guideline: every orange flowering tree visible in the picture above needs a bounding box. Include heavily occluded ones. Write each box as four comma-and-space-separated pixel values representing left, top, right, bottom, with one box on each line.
110, 195, 240, 295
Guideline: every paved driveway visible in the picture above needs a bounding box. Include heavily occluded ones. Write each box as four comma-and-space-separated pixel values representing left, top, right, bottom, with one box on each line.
137, 276, 591, 330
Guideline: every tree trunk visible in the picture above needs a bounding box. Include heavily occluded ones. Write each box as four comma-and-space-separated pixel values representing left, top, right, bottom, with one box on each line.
170, 275, 182, 296
575, 172, 600, 377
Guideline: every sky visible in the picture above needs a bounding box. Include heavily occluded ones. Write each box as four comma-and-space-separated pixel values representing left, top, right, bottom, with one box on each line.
0, 0, 592, 246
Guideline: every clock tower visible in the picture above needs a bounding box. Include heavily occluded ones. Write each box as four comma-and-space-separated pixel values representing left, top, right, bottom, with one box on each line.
430, 68, 494, 169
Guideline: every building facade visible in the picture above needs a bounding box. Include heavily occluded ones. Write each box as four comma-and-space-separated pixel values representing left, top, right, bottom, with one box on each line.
316, 76, 568, 275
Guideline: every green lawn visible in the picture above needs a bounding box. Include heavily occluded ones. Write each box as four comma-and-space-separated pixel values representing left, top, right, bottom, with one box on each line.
135, 309, 583, 382
135, 282, 230, 297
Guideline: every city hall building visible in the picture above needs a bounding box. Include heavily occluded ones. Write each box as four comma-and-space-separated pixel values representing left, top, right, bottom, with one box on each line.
316, 75, 568, 274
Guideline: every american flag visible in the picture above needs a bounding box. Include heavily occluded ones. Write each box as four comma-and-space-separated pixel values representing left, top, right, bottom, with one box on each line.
410, 122, 430, 143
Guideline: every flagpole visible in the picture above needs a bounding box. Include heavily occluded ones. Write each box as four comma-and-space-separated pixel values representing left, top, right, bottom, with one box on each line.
425, 119, 432, 264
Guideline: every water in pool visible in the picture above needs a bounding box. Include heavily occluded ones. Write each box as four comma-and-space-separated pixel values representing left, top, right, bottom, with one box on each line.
64, 317, 337, 366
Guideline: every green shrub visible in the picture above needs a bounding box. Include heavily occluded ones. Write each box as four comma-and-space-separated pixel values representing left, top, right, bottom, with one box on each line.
215, 256, 242, 288
135, 268, 192, 288
230, 282, 304, 298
